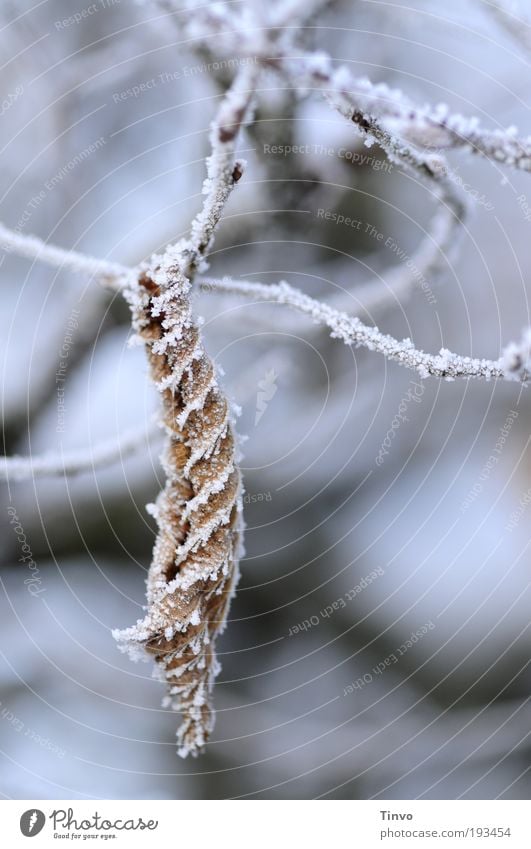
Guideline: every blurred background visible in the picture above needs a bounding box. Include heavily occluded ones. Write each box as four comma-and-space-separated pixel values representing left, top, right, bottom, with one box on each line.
0, 0, 530, 799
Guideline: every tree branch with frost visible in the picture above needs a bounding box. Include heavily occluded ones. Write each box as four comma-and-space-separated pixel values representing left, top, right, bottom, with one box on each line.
264, 51, 531, 170
0, 221, 130, 287
258, 43, 531, 323
1, 220, 528, 383
149, 1, 531, 171
151, 8, 470, 319
143, 1, 531, 327
185, 63, 259, 279
0, 162, 460, 329
201, 276, 530, 382
0, 420, 161, 482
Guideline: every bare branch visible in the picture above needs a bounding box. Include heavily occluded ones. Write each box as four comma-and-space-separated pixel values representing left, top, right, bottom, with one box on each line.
2, 215, 527, 385
185, 63, 259, 279
268, 51, 531, 170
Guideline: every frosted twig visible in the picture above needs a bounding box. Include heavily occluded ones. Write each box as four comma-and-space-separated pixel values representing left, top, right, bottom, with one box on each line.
0, 222, 130, 287
145, 7, 531, 324
185, 63, 259, 279
149, 3, 531, 170
498, 326, 531, 379
202, 276, 530, 382
265, 51, 531, 170
0, 420, 161, 482
1, 223, 527, 384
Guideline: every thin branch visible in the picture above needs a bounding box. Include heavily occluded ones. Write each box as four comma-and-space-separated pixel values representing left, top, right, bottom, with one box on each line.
0, 222, 130, 287
0, 420, 161, 482
2, 216, 528, 384
148, 6, 531, 171
185, 63, 259, 279
201, 276, 530, 382
268, 51, 531, 170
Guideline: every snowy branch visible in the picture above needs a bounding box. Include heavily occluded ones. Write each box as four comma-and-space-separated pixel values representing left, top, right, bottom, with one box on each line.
0, 221, 130, 287
201, 276, 530, 382
185, 63, 259, 279
1, 221, 528, 383
150, 4, 531, 171
0, 421, 160, 482
260, 50, 531, 172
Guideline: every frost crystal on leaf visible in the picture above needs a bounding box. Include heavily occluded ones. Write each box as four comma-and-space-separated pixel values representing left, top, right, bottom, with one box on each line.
114, 256, 245, 758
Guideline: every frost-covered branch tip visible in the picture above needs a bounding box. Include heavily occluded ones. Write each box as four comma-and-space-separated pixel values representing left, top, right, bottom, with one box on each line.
499, 327, 531, 381
272, 51, 531, 173
186, 63, 258, 278
2, 209, 528, 386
